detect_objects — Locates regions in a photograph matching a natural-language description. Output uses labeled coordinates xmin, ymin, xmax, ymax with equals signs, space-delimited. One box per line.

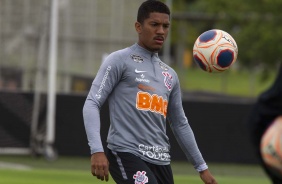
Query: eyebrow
xmin=149 ymin=20 xmax=170 ymax=25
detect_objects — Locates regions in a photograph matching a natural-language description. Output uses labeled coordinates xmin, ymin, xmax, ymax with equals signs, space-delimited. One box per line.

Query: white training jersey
xmin=83 ymin=43 xmax=207 ymax=171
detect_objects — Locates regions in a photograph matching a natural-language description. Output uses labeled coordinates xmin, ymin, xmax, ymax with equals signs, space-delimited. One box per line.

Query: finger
xmin=91 ymin=167 xmax=97 ymax=176
xmin=96 ymin=168 xmax=106 ymax=181
xmin=99 ymin=170 xmax=105 ymax=181
xmin=96 ymin=169 xmax=101 ymax=180
xmin=104 ymin=166 xmax=109 ymax=181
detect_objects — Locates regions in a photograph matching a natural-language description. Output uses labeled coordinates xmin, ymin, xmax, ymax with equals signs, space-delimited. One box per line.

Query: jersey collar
xmin=132 ymin=43 xmax=159 ymax=59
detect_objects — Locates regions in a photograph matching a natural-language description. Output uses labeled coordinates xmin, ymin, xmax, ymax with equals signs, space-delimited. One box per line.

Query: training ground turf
xmin=0 ymin=155 xmax=271 ymax=184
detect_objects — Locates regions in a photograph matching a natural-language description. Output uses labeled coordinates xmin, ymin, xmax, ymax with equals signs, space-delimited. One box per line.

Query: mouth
xmin=154 ymin=36 xmax=164 ymax=45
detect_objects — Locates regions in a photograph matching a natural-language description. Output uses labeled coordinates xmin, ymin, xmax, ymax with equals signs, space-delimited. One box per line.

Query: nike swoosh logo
xmin=135 ymin=69 xmax=147 ymax=73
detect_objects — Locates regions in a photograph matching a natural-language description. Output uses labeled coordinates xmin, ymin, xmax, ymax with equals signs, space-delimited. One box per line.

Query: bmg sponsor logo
xmin=136 ymin=92 xmax=167 ymax=118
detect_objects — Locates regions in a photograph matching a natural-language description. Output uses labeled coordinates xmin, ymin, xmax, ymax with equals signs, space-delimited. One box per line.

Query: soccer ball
xmin=260 ymin=116 xmax=282 ymax=178
xmin=193 ymin=29 xmax=238 ymax=73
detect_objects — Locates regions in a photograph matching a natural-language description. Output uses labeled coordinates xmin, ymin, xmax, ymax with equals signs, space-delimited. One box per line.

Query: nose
xmin=156 ymin=25 xmax=165 ymax=35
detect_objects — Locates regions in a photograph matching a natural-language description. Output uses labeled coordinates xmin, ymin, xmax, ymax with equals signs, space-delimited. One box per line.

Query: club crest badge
xmin=133 ymin=171 xmax=148 ymax=184
xmin=162 ymin=72 xmax=173 ymax=91
xmin=131 ymin=54 xmax=144 ymax=63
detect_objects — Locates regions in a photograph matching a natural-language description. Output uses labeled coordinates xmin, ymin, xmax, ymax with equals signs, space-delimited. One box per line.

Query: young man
xmin=83 ymin=1 xmax=217 ymax=183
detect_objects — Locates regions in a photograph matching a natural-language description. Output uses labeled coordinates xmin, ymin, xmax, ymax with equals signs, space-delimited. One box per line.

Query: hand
xmin=199 ymin=169 xmax=217 ymax=184
xmin=91 ymin=152 xmax=109 ymax=182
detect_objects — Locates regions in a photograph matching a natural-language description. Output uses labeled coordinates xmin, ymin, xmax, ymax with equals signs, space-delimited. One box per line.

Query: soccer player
xmin=83 ymin=1 xmax=217 ymax=183
xmin=248 ymin=63 xmax=282 ymax=184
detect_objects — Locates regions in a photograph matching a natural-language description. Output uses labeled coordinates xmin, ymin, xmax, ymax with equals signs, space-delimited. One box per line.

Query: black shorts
xmin=106 ymin=148 xmax=174 ymax=184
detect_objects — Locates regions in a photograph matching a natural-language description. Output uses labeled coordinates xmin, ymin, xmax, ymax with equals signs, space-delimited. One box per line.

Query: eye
xmin=163 ymin=24 xmax=170 ymax=29
xmin=151 ymin=23 xmax=158 ymax=27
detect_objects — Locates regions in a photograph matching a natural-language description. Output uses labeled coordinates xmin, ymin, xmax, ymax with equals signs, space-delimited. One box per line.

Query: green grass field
xmin=176 ymin=67 xmax=276 ymax=97
xmin=0 ymin=155 xmax=271 ymax=184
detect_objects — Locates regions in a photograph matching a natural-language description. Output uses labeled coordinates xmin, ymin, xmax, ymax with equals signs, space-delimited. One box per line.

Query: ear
xmin=135 ymin=21 xmax=142 ymax=34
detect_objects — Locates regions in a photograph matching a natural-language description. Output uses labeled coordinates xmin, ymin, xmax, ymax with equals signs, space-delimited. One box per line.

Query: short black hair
xmin=137 ymin=0 xmax=170 ymax=24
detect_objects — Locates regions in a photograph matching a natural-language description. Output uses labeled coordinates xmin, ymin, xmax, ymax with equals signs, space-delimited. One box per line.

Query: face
xmin=135 ymin=12 xmax=170 ymax=52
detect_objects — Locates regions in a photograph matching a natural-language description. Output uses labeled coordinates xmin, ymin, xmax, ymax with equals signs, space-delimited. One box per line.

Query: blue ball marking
xmin=199 ymin=30 xmax=217 ymax=43
xmin=193 ymin=55 xmax=207 ymax=71
xmin=217 ymin=50 xmax=234 ymax=68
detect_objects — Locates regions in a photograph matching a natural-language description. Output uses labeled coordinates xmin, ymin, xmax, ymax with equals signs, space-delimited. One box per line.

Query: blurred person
xmin=83 ymin=1 xmax=217 ymax=184
xmin=248 ymin=63 xmax=282 ymax=184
